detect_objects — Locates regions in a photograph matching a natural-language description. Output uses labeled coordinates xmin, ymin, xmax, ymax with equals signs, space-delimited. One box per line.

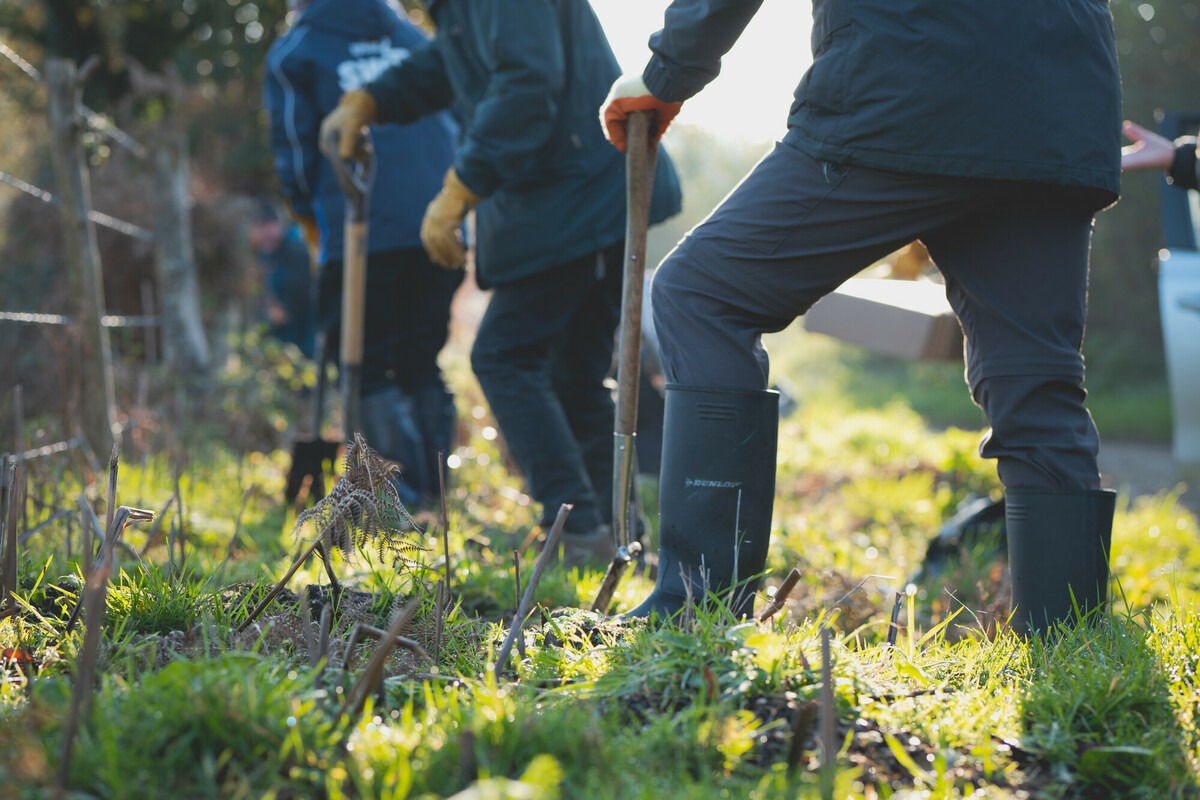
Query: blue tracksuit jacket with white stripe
xmin=264 ymin=0 xmax=460 ymax=263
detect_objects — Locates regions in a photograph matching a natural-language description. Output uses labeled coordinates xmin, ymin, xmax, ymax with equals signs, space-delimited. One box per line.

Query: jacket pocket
xmin=796 ymin=20 xmax=859 ymax=117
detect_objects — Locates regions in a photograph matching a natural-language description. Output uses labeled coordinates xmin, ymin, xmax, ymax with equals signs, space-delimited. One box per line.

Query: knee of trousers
xmin=469 ymin=338 xmax=517 ymax=381
xmin=972 ymin=373 xmax=1100 ymax=487
xmin=970 ymin=369 xmax=1089 ymax=420
xmin=649 ymin=243 xmax=731 ymax=345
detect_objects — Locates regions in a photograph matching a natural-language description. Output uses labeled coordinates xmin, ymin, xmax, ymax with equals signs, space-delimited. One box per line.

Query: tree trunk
xmin=152 ymin=132 xmax=211 ymax=377
xmin=46 ymin=58 xmax=117 ymax=460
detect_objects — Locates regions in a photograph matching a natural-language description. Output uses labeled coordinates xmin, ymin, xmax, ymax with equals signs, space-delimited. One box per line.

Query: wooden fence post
xmin=46 ymin=58 xmax=117 ymax=460
xmin=152 ymin=132 xmax=211 ymax=377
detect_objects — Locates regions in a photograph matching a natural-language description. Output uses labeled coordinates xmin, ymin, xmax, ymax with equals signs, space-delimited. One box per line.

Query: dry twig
xmin=438 ymin=450 xmax=452 ymax=596
xmin=886 ymin=591 xmax=906 ymax=649
xmin=820 ymin=628 xmax=836 ymax=799
xmin=757 ymin=567 xmax=802 ymax=623
xmin=341 ymin=597 xmax=423 ymax=719
xmin=1 ymin=459 xmax=21 ymax=613
xmin=58 ymin=504 xmax=154 ymax=787
xmin=494 ymin=503 xmax=569 ymax=680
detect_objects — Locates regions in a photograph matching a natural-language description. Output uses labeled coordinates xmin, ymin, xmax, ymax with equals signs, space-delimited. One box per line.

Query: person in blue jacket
xmin=248 ymin=199 xmax=317 ymax=359
xmin=264 ymin=0 xmax=464 ymax=506
xmin=320 ymin=0 xmax=683 ymax=568
xmin=601 ymin=0 xmax=1122 ymax=635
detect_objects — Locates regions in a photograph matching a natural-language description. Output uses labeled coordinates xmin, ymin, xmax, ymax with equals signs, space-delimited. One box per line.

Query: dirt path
xmin=1099 ymin=439 xmax=1200 ymax=514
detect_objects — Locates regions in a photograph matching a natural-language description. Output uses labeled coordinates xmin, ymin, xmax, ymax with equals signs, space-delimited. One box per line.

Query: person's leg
xmin=652 ymin=145 xmax=993 ymax=388
xmin=470 ymin=252 xmax=616 ymax=563
xmin=388 ymin=248 xmax=465 ymax=501
xmin=641 ymin=143 xmax=997 ymax=619
xmin=924 ymin=190 xmax=1101 ymax=489
xmin=324 ymin=252 xmax=427 ymax=503
xmin=924 ymin=189 xmax=1115 ymax=634
xmin=548 ymin=242 xmax=624 ymax=526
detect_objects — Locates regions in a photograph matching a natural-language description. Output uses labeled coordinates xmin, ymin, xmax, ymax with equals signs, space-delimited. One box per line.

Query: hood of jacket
xmin=297 ymin=0 xmax=403 ymax=39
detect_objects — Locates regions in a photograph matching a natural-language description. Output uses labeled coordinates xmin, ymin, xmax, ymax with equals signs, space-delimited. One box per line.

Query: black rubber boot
xmin=1005 ymin=487 xmax=1116 ymax=636
xmin=360 ymin=387 xmax=427 ymax=506
xmin=624 ymin=385 xmax=779 ymax=621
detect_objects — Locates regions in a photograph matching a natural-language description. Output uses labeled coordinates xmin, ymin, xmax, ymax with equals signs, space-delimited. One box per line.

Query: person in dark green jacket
xmin=601 ymin=0 xmax=1122 ymax=635
xmin=320 ymin=0 xmax=683 ymax=568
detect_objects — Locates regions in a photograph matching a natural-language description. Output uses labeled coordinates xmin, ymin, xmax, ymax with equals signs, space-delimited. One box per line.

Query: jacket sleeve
xmin=264 ymin=31 xmax=320 ymax=219
xmin=643 ymin=0 xmax=765 ymax=103
xmin=1168 ymin=138 xmax=1199 ymax=191
xmin=449 ymin=0 xmax=564 ymax=197
xmin=366 ymin=40 xmax=456 ymax=126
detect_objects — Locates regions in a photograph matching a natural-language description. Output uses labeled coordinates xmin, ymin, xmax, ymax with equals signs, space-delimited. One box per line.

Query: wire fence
xmin=0 ymin=311 xmax=160 ymax=328
xmin=1 ymin=41 xmax=158 ymax=334
xmin=0 ymin=170 xmax=154 ymax=242
xmin=1 ymin=39 xmax=160 ymax=481
xmin=0 ymin=40 xmax=145 ymax=158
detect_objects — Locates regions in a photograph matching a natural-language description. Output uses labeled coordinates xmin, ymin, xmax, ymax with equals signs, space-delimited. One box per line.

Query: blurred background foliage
xmin=0 ymin=0 xmax=1197 ymax=439
xmin=1090 ymin=0 xmax=1200 ymax=388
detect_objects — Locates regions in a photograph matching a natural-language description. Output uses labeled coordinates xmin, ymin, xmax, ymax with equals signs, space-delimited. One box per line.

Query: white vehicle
xmin=1157 ymin=113 xmax=1200 ymax=467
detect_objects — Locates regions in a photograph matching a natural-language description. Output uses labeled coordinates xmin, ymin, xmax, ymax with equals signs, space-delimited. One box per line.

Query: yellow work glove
xmin=319 ymin=89 xmax=377 ymax=161
xmin=420 ymin=168 xmax=481 ymax=269
xmin=600 ymin=74 xmax=683 ymax=153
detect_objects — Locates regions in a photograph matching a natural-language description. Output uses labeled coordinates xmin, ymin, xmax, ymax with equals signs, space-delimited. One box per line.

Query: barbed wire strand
xmin=0 ymin=311 xmax=160 ymax=328
xmin=3 ymin=436 xmax=87 ymax=465
xmin=0 ymin=170 xmax=154 ymax=242
xmin=0 ymin=40 xmax=40 ymax=81
xmin=0 ymin=39 xmax=146 ymax=158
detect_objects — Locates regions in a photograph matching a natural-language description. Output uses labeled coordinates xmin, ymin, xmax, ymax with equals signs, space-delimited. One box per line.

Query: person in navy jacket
xmin=320 ymin=0 xmax=683 ymax=568
xmin=264 ymin=0 xmax=464 ymax=505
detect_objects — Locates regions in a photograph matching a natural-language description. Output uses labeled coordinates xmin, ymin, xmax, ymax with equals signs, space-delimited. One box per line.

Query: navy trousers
xmin=471 ymin=242 xmax=624 ymax=533
xmin=321 ymin=246 xmax=463 ymax=499
xmin=320 ymin=246 xmax=464 ymax=397
xmin=652 ymin=141 xmax=1102 ymax=490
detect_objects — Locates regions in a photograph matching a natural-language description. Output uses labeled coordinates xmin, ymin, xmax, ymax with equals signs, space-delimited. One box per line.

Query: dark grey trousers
xmin=652 ymin=141 xmax=1102 ymax=489
xmin=471 ymin=243 xmax=624 ymax=532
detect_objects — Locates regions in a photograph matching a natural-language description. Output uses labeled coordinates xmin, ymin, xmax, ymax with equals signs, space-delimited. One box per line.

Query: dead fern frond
xmin=296 ymin=433 xmax=428 ymax=569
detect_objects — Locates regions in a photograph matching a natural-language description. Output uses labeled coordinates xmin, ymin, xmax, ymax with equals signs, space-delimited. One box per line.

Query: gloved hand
xmin=600 ymin=74 xmax=683 ymax=153
xmin=319 ymin=90 xmax=377 ymax=161
xmin=421 ymin=168 xmax=481 ymax=269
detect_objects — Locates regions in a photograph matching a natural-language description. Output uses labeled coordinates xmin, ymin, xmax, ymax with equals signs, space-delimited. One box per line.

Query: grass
xmin=1 ymin=326 xmax=1198 ymax=798
xmin=765 ymin=321 xmax=1175 ymax=442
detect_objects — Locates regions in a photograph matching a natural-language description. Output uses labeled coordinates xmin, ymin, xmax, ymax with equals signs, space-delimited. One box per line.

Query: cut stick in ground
xmin=434 ymin=579 xmax=451 ymax=666
xmin=59 ymin=504 xmax=151 ymax=789
xmin=819 ymin=627 xmax=836 ymax=799
xmin=512 ymin=551 xmax=525 ymax=660
xmin=494 ymin=503 xmax=569 ymax=681
xmin=886 ymin=591 xmax=906 ymax=649
xmin=341 ymin=597 xmax=422 ymax=719
xmin=66 ymin=505 xmax=154 ymax=633
xmin=438 ymin=451 xmax=452 ymax=597
xmin=343 ymin=622 xmax=431 ymax=669
xmin=1 ymin=459 xmax=21 ymax=612
xmin=59 ymin=555 xmax=111 ymax=790
xmin=757 ymin=567 xmax=802 ymax=623
xmin=236 ymin=534 xmax=326 ymax=634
